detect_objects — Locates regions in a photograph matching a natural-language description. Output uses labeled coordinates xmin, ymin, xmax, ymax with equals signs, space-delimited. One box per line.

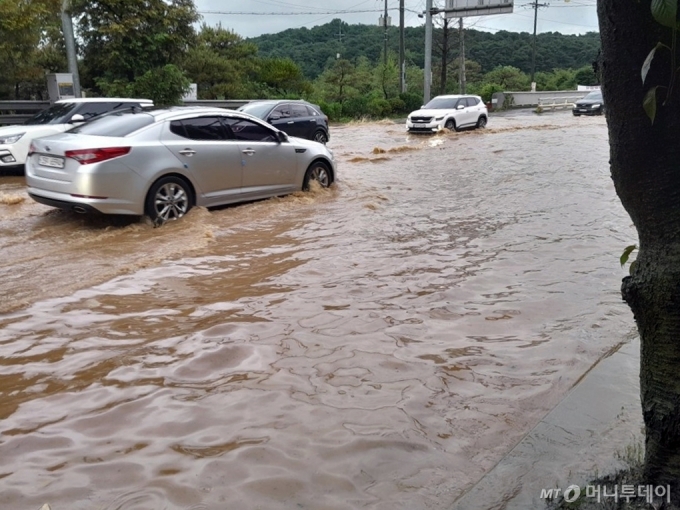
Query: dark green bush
xmin=367 ymin=98 xmax=392 ymax=117
xmin=399 ymin=92 xmax=423 ymax=113
xmin=317 ymin=100 xmax=342 ymax=121
xmin=342 ymin=96 xmax=369 ymax=118
xmin=388 ymin=97 xmax=406 ymax=114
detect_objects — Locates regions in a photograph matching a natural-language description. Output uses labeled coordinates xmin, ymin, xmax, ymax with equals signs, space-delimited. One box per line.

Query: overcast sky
xmin=193 ymin=0 xmax=599 ymax=39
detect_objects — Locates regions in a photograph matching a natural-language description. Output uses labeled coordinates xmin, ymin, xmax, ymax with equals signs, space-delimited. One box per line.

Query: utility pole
xmin=399 ymin=0 xmax=405 ymax=93
xmin=424 ymin=0 xmax=433 ymax=103
xmin=530 ymin=1 xmax=548 ymax=91
xmin=337 ymin=19 xmax=344 ymax=59
xmin=384 ymin=0 xmax=389 ymax=68
xmin=61 ymin=0 xmax=81 ymax=97
xmin=459 ymin=17 xmax=466 ymax=94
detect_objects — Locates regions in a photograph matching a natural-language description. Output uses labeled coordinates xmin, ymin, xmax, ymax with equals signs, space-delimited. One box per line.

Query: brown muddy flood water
xmin=0 ymin=112 xmax=636 ymax=509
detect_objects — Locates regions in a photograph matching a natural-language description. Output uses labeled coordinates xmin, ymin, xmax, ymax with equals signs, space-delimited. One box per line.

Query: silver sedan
xmin=25 ymin=107 xmax=336 ymax=223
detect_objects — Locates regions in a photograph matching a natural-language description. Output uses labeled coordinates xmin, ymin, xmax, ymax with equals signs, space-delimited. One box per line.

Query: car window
xmin=76 ymin=102 xmax=117 ymax=120
xmin=291 ymin=104 xmax=308 ymax=118
xmin=272 ymin=105 xmax=291 ymax=118
xmin=238 ymin=102 xmax=277 ymax=118
xmin=69 ymin=112 xmax=155 ymax=137
xmin=171 ymin=117 xmax=229 ymax=140
xmin=222 ymin=117 xmax=277 ymax=142
xmin=456 ymin=99 xmax=468 ymax=108
xmin=305 ymin=105 xmax=320 ymax=117
xmin=466 ymin=97 xmax=479 ymax=106
xmin=23 ymin=102 xmax=78 ymax=125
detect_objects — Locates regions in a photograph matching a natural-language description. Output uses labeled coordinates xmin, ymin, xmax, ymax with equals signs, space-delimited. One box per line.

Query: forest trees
xmin=599 ymin=0 xmax=680 ymax=498
xmin=0 ymin=0 xmax=65 ymax=100
xmin=182 ymin=24 xmax=259 ymax=99
xmin=72 ymin=0 xmax=199 ymax=102
xmin=0 ymin=5 xmax=600 ymax=113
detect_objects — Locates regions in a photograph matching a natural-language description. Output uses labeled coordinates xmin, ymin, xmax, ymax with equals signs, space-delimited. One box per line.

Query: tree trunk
xmin=599 ymin=0 xmax=680 ymax=499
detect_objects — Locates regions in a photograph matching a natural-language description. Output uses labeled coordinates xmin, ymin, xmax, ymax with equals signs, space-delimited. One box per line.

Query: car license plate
xmin=38 ymin=155 xmax=65 ymax=169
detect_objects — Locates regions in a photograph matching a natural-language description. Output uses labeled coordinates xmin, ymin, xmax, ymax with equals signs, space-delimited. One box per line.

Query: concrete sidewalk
xmin=452 ymin=338 xmax=643 ymax=509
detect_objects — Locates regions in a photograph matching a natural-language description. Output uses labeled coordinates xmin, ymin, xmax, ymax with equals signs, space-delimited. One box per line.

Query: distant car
xmin=407 ymin=95 xmax=488 ymax=133
xmin=0 ymin=97 xmax=153 ymax=172
xmin=572 ymin=90 xmax=604 ymax=116
xmin=238 ymin=100 xmax=330 ymax=144
xmin=25 ymin=107 xmax=336 ymax=224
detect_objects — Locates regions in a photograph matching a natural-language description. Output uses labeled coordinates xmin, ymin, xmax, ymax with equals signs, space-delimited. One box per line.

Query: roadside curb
xmin=451 ymin=338 xmax=643 ymax=509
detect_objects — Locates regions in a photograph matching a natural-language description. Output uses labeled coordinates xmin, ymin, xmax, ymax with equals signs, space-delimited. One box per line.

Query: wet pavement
xmin=0 ymin=111 xmax=638 ymax=509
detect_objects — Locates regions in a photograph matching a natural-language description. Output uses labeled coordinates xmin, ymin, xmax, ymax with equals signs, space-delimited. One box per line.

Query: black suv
xmin=237 ymin=100 xmax=330 ymax=144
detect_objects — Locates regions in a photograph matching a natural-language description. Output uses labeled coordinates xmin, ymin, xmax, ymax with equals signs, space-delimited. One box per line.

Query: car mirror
xmin=456 ymin=105 xmax=465 ymax=110
xmin=269 ymin=114 xmax=281 ymax=121
xmin=69 ymin=114 xmax=85 ymax=123
xmin=277 ymin=131 xmax=289 ymax=143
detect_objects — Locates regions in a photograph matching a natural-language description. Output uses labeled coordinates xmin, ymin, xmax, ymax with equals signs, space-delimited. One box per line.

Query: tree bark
xmin=599 ymin=0 xmax=680 ymax=499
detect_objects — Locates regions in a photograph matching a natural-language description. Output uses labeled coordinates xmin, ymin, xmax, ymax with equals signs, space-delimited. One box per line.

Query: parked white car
xmin=406 ymin=94 xmax=488 ymax=133
xmin=0 ymin=97 xmax=153 ymax=172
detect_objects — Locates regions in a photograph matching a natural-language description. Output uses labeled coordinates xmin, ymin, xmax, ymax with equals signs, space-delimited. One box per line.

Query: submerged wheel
xmin=476 ymin=116 xmax=487 ymax=129
xmin=313 ymin=130 xmax=328 ymax=144
xmin=444 ymin=118 xmax=456 ymax=131
xmin=303 ymin=161 xmax=332 ymax=190
xmin=145 ymin=175 xmax=193 ymax=224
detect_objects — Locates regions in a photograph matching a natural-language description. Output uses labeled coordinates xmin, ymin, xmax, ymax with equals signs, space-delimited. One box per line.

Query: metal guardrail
xmin=0 ymin=101 xmax=51 ymax=125
xmin=0 ymin=99 xmax=253 ymax=126
xmin=537 ymin=96 xmax=582 ymax=111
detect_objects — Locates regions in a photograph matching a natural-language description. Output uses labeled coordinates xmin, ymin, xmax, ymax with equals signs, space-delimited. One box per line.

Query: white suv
xmin=407 ymin=94 xmax=488 ymax=133
xmin=0 ymin=97 xmax=153 ymax=172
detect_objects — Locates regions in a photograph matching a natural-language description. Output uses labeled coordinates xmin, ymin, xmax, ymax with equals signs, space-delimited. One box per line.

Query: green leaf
xmin=620 ymin=244 xmax=638 ymax=267
xmin=629 ymin=260 xmax=638 ymax=275
xmin=642 ymin=43 xmax=665 ymax=83
xmin=651 ymin=0 xmax=680 ymax=29
xmin=643 ymin=87 xmax=659 ymax=123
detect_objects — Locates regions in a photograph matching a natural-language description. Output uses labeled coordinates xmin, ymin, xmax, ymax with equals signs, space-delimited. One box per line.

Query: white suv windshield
xmin=423 ymin=97 xmax=459 ymax=109
xmin=24 ymin=103 xmax=77 ymax=125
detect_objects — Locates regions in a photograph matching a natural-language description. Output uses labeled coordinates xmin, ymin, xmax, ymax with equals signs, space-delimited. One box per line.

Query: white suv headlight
xmin=435 ymin=116 xmax=445 ymax=121
xmin=0 ymin=132 xmax=25 ymax=144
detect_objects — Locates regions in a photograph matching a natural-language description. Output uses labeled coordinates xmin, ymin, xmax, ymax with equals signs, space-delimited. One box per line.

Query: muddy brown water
xmin=0 ymin=112 xmax=637 ymax=510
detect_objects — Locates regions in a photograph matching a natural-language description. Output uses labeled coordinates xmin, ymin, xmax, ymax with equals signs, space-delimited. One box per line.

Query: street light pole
xmin=529 ymin=1 xmax=548 ymax=91
xmin=399 ymin=0 xmax=405 ymax=93
xmin=459 ymin=17 xmax=466 ymax=94
xmin=61 ymin=0 xmax=81 ymax=97
xmin=384 ymin=0 xmax=388 ymax=68
xmin=424 ymin=0 xmax=433 ymax=104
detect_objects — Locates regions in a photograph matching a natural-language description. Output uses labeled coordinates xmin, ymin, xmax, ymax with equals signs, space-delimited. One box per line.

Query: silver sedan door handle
xmin=287 ymin=121 xmax=294 ymax=124
xmin=179 ymin=149 xmax=196 ymax=156
xmin=242 ymin=149 xmax=255 ymax=156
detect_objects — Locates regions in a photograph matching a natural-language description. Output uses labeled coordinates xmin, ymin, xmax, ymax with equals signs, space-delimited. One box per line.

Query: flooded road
xmin=0 ymin=111 xmax=636 ymax=509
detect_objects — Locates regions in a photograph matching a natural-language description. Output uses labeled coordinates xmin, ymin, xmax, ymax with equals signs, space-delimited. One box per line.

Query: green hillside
xmin=249 ymin=19 xmax=600 ymax=80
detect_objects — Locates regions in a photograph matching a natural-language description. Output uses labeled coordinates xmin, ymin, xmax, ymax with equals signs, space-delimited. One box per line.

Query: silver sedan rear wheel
xmin=303 ymin=161 xmax=331 ymax=190
xmin=145 ymin=176 xmax=193 ymax=224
